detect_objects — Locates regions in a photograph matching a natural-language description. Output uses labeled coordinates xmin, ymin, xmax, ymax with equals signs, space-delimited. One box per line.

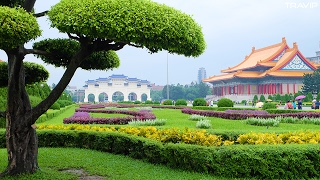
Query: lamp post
xmin=166 ymin=52 xmax=169 ymax=100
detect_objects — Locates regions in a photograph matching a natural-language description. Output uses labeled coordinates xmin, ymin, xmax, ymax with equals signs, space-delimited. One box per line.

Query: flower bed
xmin=182 ymin=108 xmax=320 ymax=120
xmin=64 ymin=108 xmax=156 ymax=124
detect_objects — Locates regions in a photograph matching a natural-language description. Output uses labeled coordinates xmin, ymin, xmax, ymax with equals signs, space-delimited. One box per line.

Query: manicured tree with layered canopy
xmin=0 ymin=0 xmax=205 ymax=176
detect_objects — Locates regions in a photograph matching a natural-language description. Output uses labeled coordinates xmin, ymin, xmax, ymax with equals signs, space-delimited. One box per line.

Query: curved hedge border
xmin=0 ymin=129 xmax=319 ymax=179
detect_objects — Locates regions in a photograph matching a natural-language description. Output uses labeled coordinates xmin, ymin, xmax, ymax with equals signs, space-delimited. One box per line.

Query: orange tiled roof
xmin=221 ymin=37 xmax=288 ymax=73
xmin=203 ymin=38 xmax=317 ymax=82
xmin=202 ymin=73 xmax=235 ymax=82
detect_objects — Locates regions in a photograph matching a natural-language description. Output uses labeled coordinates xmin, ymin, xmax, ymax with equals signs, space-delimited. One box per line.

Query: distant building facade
xmin=83 ymin=74 xmax=151 ymax=102
xmin=306 ymin=45 xmax=320 ymax=64
xmin=198 ymin=67 xmax=207 ymax=84
xmin=203 ymin=37 xmax=320 ymax=102
xmin=150 ymin=83 xmax=164 ymax=91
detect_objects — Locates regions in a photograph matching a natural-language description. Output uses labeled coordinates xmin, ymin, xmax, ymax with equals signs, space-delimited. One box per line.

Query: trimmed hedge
xmin=0 ymin=130 xmax=319 ymax=179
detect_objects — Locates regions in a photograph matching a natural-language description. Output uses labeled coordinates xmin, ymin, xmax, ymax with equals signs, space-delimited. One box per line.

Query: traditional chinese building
xmin=83 ymin=74 xmax=152 ymax=102
xmin=203 ymin=37 xmax=320 ymax=102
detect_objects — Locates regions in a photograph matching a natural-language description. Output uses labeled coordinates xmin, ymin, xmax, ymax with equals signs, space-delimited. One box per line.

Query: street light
xmin=166 ymin=52 xmax=169 ymax=100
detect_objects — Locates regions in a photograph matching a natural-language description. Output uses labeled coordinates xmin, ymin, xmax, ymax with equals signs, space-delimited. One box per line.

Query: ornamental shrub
xmin=196 ymin=120 xmax=212 ymax=129
xmin=259 ymin=95 xmax=266 ymax=102
xmin=175 ymin=99 xmax=187 ymax=106
xmin=134 ymin=100 xmax=141 ymax=104
xmin=163 ymin=99 xmax=173 ymax=105
xmin=262 ymin=103 xmax=276 ymax=110
xmin=50 ymin=102 xmax=60 ymax=110
xmin=144 ymin=100 xmax=153 ymax=104
xmin=217 ymin=98 xmax=233 ymax=107
xmin=153 ymin=101 xmax=160 ymax=105
xmin=192 ymin=98 xmax=206 ymax=106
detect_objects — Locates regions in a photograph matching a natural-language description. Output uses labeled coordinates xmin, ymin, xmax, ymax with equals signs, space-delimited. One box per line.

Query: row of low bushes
xmin=0 ymin=105 xmax=75 ymax=128
xmin=0 ymin=130 xmax=319 ymax=179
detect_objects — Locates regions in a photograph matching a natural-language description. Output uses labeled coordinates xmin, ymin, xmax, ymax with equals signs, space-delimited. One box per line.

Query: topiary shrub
xmin=50 ymin=102 xmax=60 ymax=110
xmin=57 ymin=100 xmax=73 ymax=108
xmin=153 ymin=101 xmax=160 ymax=105
xmin=144 ymin=100 xmax=153 ymax=104
xmin=217 ymin=98 xmax=233 ymax=107
xmin=175 ymin=99 xmax=187 ymax=106
xmin=163 ymin=99 xmax=173 ymax=105
xmin=262 ymin=103 xmax=277 ymax=110
xmin=192 ymin=98 xmax=206 ymax=106
xmin=134 ymin=100 xmax=141 ymax=104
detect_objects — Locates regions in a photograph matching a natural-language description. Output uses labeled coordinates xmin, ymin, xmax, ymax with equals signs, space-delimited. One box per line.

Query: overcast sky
xmin=1 ymin=0 xmax=320 ymax=88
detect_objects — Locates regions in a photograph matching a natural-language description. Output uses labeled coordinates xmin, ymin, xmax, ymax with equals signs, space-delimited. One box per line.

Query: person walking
xmin=298 ymin=99 xmax=302 ymax=110
xmin=315 ymin=100 xmax=320 ymax=110
xmin=292 ymin=100 xmax=297 ymax=109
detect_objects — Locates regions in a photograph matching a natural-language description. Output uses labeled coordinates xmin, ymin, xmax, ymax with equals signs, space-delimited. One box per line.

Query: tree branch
xmin=29 ymin=41 xmax=91 ymax=123
xmin=34 ymin=10 xmax=48 ymax=18
xmin=91 ymin=40 xmax=126 ymax=52
xmin=67 ymin=33 xmax=80 ymax=41
xmin=23 ymin=0 xmax=36 ymax=12
xmin=25 ymin=48 xmax=51 ymax=56
xmin=127 ymin=43 xmax=143 ymax=48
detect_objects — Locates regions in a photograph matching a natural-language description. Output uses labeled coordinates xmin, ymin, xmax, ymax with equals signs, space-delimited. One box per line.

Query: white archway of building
xmin=83 ymin=75 xmax=151 ymax=102
xmin=98 ymin=92 xmax=109 ymax=102
xmin=128 ymin=92 xmax=137 ymax=101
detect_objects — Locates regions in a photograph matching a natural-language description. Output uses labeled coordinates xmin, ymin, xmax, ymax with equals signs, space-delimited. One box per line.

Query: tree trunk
xmin=2 ymin=120 xmax=38 ymax=176
xmin=0 ymin=50 xmax=38 ymax=177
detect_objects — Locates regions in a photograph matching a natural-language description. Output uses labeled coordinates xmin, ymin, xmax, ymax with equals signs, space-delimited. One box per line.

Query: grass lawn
xmin=0 ymin=148 xmax=234 ymax=180
xmin=37 ymin=105 xmax=320 ymax=134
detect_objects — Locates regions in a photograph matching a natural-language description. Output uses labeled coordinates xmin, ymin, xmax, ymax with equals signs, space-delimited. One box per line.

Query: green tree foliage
xmin=0 ymin=6 xmax=41 ymax=50
xmin=302 ymin=68 xmax=320 ymax=94
xmin=33 ymin=39 xmax=120 ymax=71
xmin=150 ymin=90 xmax=162 ymax=102
xmin=162 ymin=82 xmax=210 ymax=101
xmin=259 ymin=95 xmax=265 ymax=102
xmin=253 ymin=95 xmax=258 ymax=102
xmin=0 ymin=62 xmax=49 ymax=87
xmin=48 ymin=0 xmax=205 ymax=57
xmin=306 ymin=92 xmax=313 ymax=102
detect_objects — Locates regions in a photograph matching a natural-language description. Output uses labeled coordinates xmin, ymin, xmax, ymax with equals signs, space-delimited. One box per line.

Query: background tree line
xmin=151 ymin=82 xmax=211 ymax=101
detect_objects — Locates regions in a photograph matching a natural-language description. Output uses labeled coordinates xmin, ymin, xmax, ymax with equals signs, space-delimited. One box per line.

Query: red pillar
xmin=248 ymin=84 xmax=251 ymax=95
xmin=293 ymin=83 xmax=296 ymax=94
xmin=273 ymin=83 xmax=276 ymax=94
xmin=280 ymin=83 xmax=283 ymax=94
xmin=287 ymin=84 xmax=289 ymax=94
